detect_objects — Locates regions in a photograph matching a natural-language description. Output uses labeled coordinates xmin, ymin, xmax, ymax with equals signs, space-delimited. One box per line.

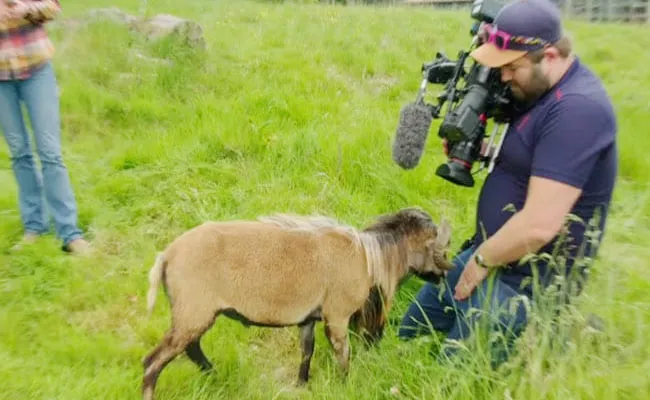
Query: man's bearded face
xmin=501 ymin=56 xmax=551 ymax=103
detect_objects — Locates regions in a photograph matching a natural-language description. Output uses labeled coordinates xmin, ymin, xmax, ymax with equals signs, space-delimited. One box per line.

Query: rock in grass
xmin=63 ymin=8 xmax=206 ymax=51
xmin=132 ymin=14 xmax=206 ymax=50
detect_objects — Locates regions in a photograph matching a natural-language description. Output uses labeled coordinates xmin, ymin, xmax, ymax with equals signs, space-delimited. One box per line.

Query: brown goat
xmin=142 ymin=207 xmax=453 ymax=400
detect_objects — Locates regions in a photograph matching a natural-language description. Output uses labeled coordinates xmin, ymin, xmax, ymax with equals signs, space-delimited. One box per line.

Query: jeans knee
xmin=397 ymin=325 xmax=417 ymax=340
xmin=397 ymin=318 xmax=434 ymax=340
xmin=10 ymin=151 xmax=35 ymax=165
xmin=37 ymin=151 xmax=64 ymax=166
xmin=399 ymin=305 xmax=424 ymax=331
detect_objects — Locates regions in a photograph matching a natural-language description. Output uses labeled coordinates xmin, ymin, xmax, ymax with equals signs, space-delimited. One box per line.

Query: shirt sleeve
xmin=531 ymin=94 xmax=616 ymax=189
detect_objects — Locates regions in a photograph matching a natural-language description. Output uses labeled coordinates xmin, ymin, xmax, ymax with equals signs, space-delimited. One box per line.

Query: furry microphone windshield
xmin=391 ymin=101 xmax=434 ymax=169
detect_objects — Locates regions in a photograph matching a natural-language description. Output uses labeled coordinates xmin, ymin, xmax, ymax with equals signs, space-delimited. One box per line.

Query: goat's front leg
xmin=324 ymin=317 xmax=351 ymax=377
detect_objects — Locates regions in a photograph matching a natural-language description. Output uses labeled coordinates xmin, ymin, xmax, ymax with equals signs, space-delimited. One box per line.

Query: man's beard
xmin=510 ymin=65 xmax=551 ymax=104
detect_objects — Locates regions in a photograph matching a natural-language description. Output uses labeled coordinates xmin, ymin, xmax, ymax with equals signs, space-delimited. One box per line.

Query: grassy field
xmin=1 ymin=0 xmax=649 ymax=399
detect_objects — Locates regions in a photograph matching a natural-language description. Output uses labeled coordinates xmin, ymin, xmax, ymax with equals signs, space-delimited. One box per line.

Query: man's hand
xmin=6 ymin=0 xmax=30 ymax=20
xmin=0 ymin=1 xmax=9 ymax=21
xmin=454 ymin=257 xmax=489 ymax=301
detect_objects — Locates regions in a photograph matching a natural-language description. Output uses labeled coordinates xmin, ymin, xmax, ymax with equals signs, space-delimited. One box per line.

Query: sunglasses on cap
xmin=479 ymin=23 xmax=549 ymax=51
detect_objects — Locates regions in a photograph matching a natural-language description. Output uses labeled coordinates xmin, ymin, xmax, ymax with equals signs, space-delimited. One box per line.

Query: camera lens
xmin=435 ymin=161 xmax=475 ymax=187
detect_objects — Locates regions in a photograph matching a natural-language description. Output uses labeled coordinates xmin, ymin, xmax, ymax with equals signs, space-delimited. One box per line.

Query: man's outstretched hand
xmin=454 ymin=257 xmax=489 ymax=301
xmin=5 ymin=0 xmax=30 ymax=20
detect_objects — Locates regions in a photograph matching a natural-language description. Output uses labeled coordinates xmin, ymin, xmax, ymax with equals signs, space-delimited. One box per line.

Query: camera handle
xmin=488 ymin=123 xmax=509 ymax=172
xmin=479 ymin=122 xmax=510 ymax=173
xmin=414 ymin=76 xmax=429 ymax=105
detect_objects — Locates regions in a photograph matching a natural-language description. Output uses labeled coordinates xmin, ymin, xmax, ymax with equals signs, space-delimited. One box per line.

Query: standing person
xmin=0 ymin=0 xmax=90 ymax=254
xmin=398 ymin=0 xmax=618 ymax=367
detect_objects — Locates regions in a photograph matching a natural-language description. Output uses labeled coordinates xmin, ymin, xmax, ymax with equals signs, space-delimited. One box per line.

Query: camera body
xmin=420 ymin=0 xmax=519 ymax=187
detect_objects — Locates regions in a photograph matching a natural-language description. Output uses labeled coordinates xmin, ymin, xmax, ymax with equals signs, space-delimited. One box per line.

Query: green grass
xmin=1 ymin=0 xmax=649 ymax=399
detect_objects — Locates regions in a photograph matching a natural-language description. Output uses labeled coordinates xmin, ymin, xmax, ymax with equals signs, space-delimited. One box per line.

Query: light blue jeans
xmin=0 ymin=62 xmax=82 ymax=247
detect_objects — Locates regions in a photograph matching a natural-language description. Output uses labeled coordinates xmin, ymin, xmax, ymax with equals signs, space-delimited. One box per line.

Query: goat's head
xmin=368 ymin=207 xmax=454 ymax=283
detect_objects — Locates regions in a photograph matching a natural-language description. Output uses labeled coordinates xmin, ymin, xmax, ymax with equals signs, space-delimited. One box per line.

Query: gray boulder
xmin=132 ymin=13 xmax=206 ymax=50
xmin=67 ymin=8 xmax=206 ymax=50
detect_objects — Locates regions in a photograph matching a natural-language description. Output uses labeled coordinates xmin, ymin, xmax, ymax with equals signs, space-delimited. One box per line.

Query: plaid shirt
xmin=0 ymin=0 xmax=61 ymax=81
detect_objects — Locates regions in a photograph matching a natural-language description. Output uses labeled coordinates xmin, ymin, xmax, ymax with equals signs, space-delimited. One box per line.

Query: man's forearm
xmin=474 ymin=209 xmax=554 ymax=268
xmin=0 ymin=2 xmax=8 ymax=20
xmin=27 ymin=0 xmax=60 ymax=22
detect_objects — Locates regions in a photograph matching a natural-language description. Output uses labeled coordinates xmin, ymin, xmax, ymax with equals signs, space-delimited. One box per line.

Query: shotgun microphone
xmin=391 ymin=77 xmax=438 ymax=170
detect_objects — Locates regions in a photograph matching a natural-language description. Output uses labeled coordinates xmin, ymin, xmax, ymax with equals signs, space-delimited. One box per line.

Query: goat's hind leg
xmin=186 ymin=339 xmax=213 ymax=372
xmin=297 ymin=320 xmax=316 ymax=385
xmin=142 ymin=329 xmax=190 ymax=400
xmin=142 ymin=308 xmax=219 ymax=400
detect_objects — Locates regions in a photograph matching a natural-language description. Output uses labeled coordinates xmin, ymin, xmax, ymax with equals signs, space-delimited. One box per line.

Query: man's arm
xmin=26 ymin=0 xmax=61 ymax=23
xmin=0 ymin=1 xmax=9 ymax=21
xmin=454 ymin=94 xmax=616 ymax=300
xmin=477 ymin=94 xmax=615 ymax=267
xmin=470 ymin=176 xmax=582 ymax=268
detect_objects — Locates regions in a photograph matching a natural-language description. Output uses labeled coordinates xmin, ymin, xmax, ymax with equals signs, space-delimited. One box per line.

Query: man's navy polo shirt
xmin=473 ymin=57 xmax=618 ymax=296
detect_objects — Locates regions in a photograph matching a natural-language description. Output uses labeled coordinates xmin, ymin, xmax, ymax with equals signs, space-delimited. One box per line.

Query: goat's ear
xmin=435 ymin=218 xmax=452 ymax=249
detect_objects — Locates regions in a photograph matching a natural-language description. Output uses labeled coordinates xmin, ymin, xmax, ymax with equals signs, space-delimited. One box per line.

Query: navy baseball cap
xmin=470 ymin=0 xmax=563 ymax=67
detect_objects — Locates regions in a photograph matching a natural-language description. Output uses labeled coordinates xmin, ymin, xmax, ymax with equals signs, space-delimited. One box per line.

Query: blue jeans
xmin=0 ymin=62 xmax=82 ymax=246
xmin=398 ymin=247 xmax=530 ymax=367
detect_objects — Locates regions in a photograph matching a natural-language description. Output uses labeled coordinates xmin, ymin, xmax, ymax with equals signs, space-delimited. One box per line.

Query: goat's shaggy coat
xmin=142 ymin=207 xmax=453 ymax=400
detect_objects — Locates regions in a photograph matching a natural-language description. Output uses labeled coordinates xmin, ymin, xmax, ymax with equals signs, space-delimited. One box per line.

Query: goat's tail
xmin=146 ymin=252 xmax=166 ymax=317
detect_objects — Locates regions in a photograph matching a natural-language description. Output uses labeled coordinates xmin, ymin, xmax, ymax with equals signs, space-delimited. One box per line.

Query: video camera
xmin=416 ymin=0 xmax=520 ymax=187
